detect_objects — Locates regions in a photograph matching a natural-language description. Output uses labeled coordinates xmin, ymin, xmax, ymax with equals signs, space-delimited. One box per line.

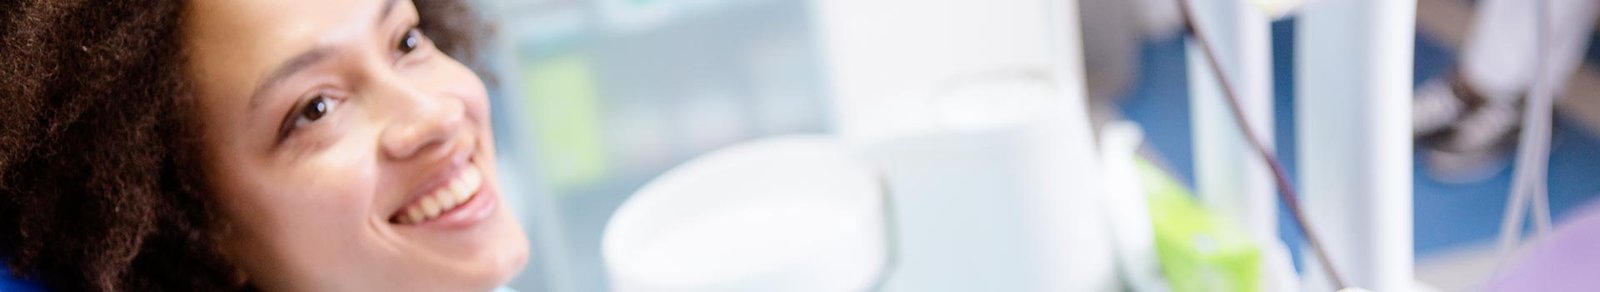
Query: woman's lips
xmin=391 ymin=162 xmax=483 ymax=225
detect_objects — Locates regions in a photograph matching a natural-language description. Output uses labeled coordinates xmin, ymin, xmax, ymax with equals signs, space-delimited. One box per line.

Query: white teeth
xmin=420 ymin=196 xmax=442 ymax=220
xmin=393 ymin=164 xmax=485 ymax=224
xmin=437 ymin=193 xmax=456 ymax=212
xmin=448 ymin=178 xmax=469 ymax=203
xmin=439 ymin=187 xmax=459 ymax=207
xmin=439 ymin=195 xmax=458 ymax=218
xmin=406 ymin=208 xmax=425 ymax=224
xmin=463 ymin=167 xmax=482 ymax=194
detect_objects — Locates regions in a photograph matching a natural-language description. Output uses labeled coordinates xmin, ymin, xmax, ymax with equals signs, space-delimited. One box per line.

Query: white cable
xmin=1496 ymin=0 xmax=1556 ymax=264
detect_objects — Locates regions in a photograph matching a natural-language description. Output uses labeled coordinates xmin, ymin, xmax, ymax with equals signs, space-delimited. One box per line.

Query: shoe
xmin=1414 ymin=73 xmax=1488 ymax=138
xmin=1424 ymin=98 xmax=1522 ymax=184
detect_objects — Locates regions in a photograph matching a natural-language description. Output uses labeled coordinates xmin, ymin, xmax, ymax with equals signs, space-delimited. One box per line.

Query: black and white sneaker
xmin=1415 ymin=73 xmax=1488 ymax=138
xmin=1423 ymin=86 xmax=1522 ymax=183
xmin=1425 ymin=101 xmax=1521 ymax=183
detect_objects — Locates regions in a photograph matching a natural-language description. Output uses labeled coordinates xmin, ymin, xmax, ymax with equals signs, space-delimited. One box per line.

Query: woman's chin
xmin=444 ymin=204 xmax=529 ymax=290
xmin=472 ymin=197 xmax=531 ymax=287
xmin=411 ymin=211 xmax=529 ymax=291
xmin=480 ymin=206 xmax=531 ymax=288
xmin=393 ymin=187 xmax=529 ymax=290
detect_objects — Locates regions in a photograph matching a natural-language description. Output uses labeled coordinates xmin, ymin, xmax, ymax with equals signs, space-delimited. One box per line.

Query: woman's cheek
xmin=279 ymin=148 xmax=383 ymax=234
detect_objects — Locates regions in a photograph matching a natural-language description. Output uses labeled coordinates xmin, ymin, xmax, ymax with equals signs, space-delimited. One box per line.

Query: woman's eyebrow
xmin=378 ymin=0 xmax=402 ymax=22
xmin=247 ymin=0 xmax=405 ymax=110
xmin=248 ymin=46 xmax=333 ymax=110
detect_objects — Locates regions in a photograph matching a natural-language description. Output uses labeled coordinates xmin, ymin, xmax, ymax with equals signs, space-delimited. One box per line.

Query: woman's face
xmin=184 ymin=0 xmax=528 ymax=290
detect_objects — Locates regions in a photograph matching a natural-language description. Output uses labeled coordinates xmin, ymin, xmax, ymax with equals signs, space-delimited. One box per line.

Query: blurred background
xmin=467 ymin=0 xmax=1600 ymax=291
xmin=474 ymin=0 xmax=831 ymax=290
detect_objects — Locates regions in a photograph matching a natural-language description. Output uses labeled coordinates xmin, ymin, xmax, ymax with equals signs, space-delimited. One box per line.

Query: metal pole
xmin=1296 ymin=0 xmax=1416 ymax=290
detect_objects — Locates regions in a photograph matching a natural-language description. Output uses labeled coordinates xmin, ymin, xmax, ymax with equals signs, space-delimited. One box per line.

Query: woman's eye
xmin=294 ymin=95 xmax=336 ymax=126
xmin=399 ymin=28 xmax=422 ymax=54
xmin=275 ymin=93 xmax=341 ymax=144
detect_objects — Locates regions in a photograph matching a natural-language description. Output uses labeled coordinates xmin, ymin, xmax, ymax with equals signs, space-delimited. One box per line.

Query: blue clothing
xmin=0 ymin=270 xmax=42 ymax=292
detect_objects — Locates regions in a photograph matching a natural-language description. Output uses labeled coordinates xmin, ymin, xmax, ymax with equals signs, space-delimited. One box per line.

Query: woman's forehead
xmin=184 ymin=0 xmax=398 ymax=96
xmin=183 ymin=0 xmax=406 ymax=132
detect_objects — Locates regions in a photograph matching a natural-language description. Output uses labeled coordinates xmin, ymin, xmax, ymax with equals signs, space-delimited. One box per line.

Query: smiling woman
xmin=0 ymin=0 xmax=528 ymax=291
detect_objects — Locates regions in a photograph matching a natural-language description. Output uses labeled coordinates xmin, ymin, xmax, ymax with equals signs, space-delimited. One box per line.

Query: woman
xmin=0 ymin=0 xmax=530 ymax=290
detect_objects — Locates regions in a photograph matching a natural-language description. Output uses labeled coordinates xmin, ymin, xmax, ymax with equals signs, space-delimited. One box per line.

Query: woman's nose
xmin=377 ymin=79 xmax=467 ymax=161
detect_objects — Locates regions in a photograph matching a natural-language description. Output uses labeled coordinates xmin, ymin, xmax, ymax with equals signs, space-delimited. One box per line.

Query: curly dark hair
xmin=0 ymin=0 xmax=491 ymax=291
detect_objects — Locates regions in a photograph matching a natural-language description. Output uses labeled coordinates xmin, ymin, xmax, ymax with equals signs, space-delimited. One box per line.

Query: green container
xmin=1139 ymin=160 xmax=1261 ymax=292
